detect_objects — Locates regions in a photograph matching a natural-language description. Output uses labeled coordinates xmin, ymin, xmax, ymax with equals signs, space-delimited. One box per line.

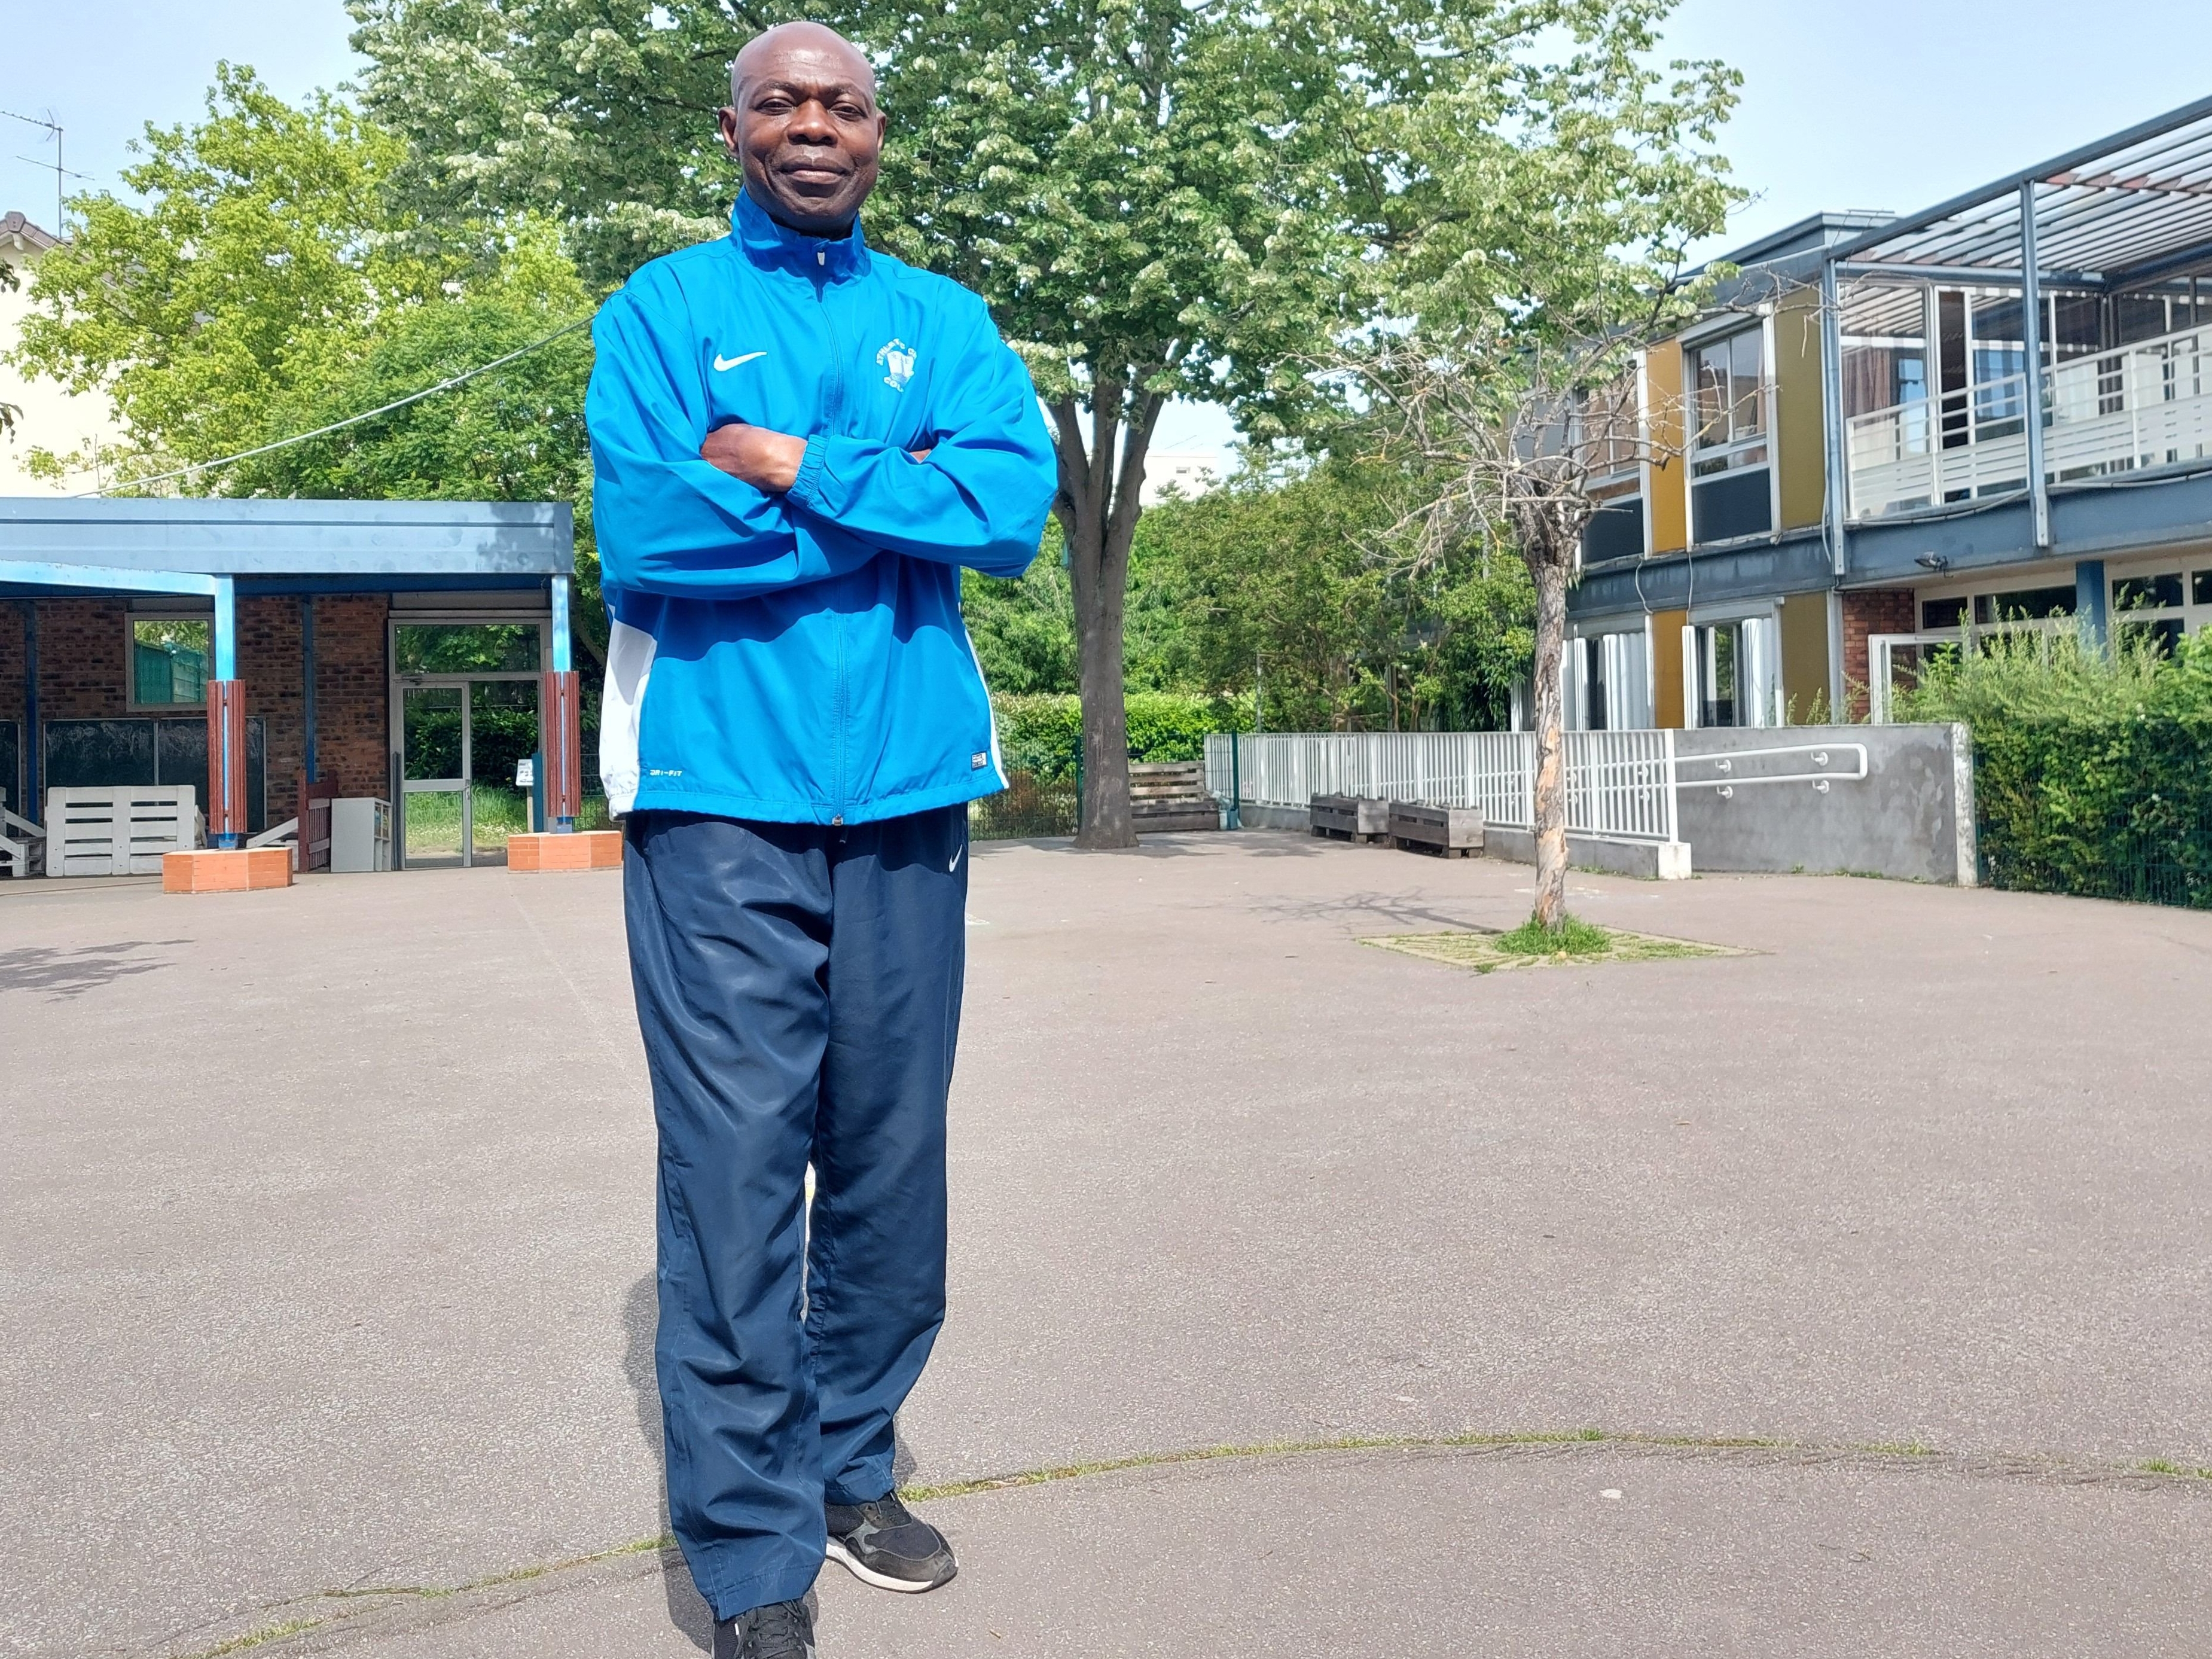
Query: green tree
xmin=1132 ymin=458 xmax=1530 ymax=731
xmin=349 ymin=0 xmax=1602 ymax=846
xmin=11 ymin=65 xmax=450 ymax=481
xmin=963 ymin=524 xmax=1079 ymax=695
xmin=10 ymin=68 xmax=610 ymax=660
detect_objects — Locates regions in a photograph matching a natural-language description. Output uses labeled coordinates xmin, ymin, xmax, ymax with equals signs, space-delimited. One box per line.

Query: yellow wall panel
xmin=1775 ymin=289 xmax=1826 ymax=531
xmin=1780 ymin=592 xmax=1830 ymax=721
xmin=1651 ymin=608 xmax=1688 ymax=728
xmin=1644 ymin=341 xmax=1689 ymax=555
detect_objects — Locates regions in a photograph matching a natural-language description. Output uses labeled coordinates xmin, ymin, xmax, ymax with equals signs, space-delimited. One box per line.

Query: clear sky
xmin=4 ymin=0 xmax=2208 ymax=458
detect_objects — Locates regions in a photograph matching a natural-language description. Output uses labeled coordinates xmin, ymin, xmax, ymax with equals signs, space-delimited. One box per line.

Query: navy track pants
xmin=623 ymin=806 xmax=968 ymax=1620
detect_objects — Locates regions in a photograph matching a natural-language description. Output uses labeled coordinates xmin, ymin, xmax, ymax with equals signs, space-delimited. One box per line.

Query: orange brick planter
xmin=508 ymin=830 xmax=624 ymax=873
xmin=162 ymin=847 xmax=294 ymax=893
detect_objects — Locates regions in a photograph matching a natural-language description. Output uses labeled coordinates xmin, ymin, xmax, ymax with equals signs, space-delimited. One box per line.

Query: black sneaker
xmin=824 ymin=1492 xmax=958 ymax=1592
xmin=712 ymin=1597 xmax=815 ymax=1659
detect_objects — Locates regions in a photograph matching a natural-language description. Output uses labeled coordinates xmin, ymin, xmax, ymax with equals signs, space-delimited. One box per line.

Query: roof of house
xmin=0 ymin=211 xmax=59 ymax=257
xmin=1830 ymin=93 xmax=2212 ymax=288
xmin=0 ymin=497 xmax=574 ymax=596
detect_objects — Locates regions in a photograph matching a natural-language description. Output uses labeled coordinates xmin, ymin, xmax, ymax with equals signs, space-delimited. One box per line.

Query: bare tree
xmin=1351 ymin=329 xmax=1679 ymax=932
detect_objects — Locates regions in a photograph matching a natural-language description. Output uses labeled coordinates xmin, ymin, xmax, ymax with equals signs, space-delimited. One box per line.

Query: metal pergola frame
xmin=1817 ymin=95 xmax=2212 ymax=578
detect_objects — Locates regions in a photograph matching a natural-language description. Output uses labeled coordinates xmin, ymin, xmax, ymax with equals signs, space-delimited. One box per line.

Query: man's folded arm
xmin=783 ymin=303 xmax=1059 ymax=580
xmin=587 ymin=295 xmax=873 ymax=599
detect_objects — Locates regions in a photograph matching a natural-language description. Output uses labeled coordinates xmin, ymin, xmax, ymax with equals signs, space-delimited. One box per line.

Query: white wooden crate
xmin=45 ymin=786 xmax=203 ymax=877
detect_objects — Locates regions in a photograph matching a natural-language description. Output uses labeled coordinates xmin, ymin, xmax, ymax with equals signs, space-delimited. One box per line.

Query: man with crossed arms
xmin=587 ymin=22 xmax=1057 ymax=1658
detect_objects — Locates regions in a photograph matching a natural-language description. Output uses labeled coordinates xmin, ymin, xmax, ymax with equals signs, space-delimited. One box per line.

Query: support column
xmin=1819 ymin=257 xmax=1850 ymax=577
xmin=2076 ymin=559 xmax=2108 ymax=648
xmin=205 ymin=577 xmax=245 ymax=850
xmin=2021 ymin=179 xmax=2052 ymax=550
xmin=545 ymin=575 xmax=579 ymax=832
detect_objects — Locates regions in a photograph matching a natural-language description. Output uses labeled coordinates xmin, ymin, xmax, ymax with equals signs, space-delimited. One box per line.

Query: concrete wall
xmin=1672 ymin=722 xmax=1974 ymax=884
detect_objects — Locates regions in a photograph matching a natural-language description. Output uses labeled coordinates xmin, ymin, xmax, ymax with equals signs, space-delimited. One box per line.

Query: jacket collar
xmin=731 ymin=190 xmax=870 ymax=281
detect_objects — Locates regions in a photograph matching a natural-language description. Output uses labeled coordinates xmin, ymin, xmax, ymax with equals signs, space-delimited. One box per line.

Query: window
xmin=394 ymin=623 xmax=541 ymax=675
xmin=129 ymin=618 xmax=210 ymax=708
xmin=2115 ymin=573 xmax=2184 ymax=612
xmin=1921 ymin=597 xmax=1969 ymax=631
xmin=2110 ymin=564 xmax=2212 ymax=658
xmin=1689 ymin=617 xmax=1778 ymax=728
xmin=1973 ymin=586 xmax=2074 ymax=625
xmin=1569 ymin=630 xmax=1652 ymax=731
xmin=1688 ymin=331 xmax=1773 ymax=544
xmin=1691 ymin=331 xmax=1766 ymax=472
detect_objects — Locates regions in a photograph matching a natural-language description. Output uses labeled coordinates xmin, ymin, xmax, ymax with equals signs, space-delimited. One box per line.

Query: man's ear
xmin=718 ymin=106 xmax=742 ymax=161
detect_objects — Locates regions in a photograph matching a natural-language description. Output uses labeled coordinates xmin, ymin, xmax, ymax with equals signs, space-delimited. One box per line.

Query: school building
xmin=1566 ymin=94 xmax=2212 ymax=729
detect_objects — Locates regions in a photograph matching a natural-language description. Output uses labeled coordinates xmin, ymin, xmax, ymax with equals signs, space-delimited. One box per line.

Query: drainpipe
xmin=301 ymin=596 xmax=318 ymax=784
xmin=1819 ymin=257 xmax=1852 ymax=718
xmin=23 ymin=600 xmax=38 ymax=824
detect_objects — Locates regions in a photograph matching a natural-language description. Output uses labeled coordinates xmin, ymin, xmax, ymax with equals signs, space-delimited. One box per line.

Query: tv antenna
xmin=2 ymin=108 xmax=86 ymax=237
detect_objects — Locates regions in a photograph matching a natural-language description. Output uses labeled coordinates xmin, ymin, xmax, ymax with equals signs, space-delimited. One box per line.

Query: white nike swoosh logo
xmin=950 ymin=843 xmax=964 ymax=874
xmin=713 ymin=352 xmax=766 ymax=371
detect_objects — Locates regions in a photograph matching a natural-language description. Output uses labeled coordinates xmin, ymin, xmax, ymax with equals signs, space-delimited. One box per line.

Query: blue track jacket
xmin=588 ymin=191 xmax=1058 ymax=824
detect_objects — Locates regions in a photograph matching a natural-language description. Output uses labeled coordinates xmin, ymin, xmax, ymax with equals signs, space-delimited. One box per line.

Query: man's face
xmin=719 ymin=31 xmax=885 ymax=236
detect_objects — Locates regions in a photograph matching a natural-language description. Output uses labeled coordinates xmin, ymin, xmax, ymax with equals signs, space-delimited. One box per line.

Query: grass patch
xmin=1492 ymin=914 xmax=1615 ymax=957
xmin=1363 ymin=916 xmax=1744 ymax=975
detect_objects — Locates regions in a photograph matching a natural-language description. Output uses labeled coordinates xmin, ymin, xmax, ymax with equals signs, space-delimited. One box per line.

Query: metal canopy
xmin=1828 ymin=93 xmax=2212 ymax=289
xmin=0 ymin=497 xmax=573 ymax=578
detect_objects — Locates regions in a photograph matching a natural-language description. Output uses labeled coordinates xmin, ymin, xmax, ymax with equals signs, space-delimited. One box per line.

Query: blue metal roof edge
xmin=0 ymin=496 xmax=574 ymax=578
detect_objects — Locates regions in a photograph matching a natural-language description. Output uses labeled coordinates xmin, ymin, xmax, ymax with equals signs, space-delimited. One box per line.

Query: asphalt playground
xmin=5 ymin=832 xmax=2210 ymax=1657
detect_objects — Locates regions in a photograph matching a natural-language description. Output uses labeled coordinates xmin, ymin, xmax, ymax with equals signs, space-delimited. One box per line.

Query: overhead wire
xmin=77 ymin=315 xmax=594 ymax=499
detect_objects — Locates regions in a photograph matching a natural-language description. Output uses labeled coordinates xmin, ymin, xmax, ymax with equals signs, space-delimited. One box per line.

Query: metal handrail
xmin=1675 ymin=742 xmax=1869 ymax=789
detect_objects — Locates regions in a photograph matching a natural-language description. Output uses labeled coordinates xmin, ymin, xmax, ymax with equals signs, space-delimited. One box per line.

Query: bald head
xmin=731 ymin=22 xmax=875 ymax=105
xmin=719 ymin=22 xmax=884 ymax=237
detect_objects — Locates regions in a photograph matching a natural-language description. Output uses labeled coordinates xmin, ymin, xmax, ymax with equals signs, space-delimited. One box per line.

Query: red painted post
xmin=542 ymin=669 xmax=582 ymax=830
xmin=205 ymin=679 xmax=248 ymax=847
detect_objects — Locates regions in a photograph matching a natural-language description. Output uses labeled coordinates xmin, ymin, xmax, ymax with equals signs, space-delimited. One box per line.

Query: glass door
xmin=467 ymin=679 xmax=541 ymax=867
xmin=401 ymin=685 xmax=467 ymax=867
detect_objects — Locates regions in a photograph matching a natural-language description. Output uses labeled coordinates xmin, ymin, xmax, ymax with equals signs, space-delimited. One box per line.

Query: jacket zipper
xmin=813 ymin=247 xmax=852 ymax=824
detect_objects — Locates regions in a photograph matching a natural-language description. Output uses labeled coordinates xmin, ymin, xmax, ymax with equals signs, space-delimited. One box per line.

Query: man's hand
xmin=701 ymin=422 xmax=808 ymax=492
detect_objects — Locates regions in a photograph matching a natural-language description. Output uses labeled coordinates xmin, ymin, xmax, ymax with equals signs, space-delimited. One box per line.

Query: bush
xmin=992 ymin=691 xmax=1253 ymax=783
xmin=1895 ymin=627 xmax=2212 ymax=904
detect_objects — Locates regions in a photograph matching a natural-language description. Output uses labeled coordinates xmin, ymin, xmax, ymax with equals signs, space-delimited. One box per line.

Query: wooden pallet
xmin=1310 ymin=794 xmax=1390 ymax=843
xmin=1387 ymin=801 xmax=1485 ymax=858
xmin=47 ymin=786 xmax=202 ymax=876
xmin=1128 ymin=761 xmax=1221 ymax=832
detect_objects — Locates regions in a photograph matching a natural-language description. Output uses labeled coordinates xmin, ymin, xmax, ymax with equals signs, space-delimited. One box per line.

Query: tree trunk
xmin=1068 ymin=506 xmax=1133 ymax=847
xmin=1527 ymin=536 xmax=1570 ymax=932
xmin=1049 ymin=385 xmax=1163 ymax=850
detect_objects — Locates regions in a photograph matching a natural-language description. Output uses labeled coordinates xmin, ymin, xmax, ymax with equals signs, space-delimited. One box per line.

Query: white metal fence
xmin=1848 ymin=318 xmax=2212 ymax=519
xmin=1203 ymin=730 xmax=1680 ymax=842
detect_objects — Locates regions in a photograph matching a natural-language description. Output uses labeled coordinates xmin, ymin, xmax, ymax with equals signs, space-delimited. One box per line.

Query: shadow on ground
xmin=0 ymin=940 xmax=182 ymax=1001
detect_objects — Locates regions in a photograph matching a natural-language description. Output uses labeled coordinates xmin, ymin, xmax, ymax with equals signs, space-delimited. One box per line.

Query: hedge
xmin=1896 ymin=629 xmax=2212 ymax=905
xmin=993 ymin=691 xmax=1253 ymax=783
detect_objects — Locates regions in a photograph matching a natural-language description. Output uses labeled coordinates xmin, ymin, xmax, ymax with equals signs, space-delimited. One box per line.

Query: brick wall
xmin=0 ymin=593 xmax=391 ymax=820
xmin=1839 ymin=588 xmax=1917 ymax=720
xmin=239 ymin=597 xmax=305 ymax=821
xmin=312 ymin=596 xmax=391 ymax=806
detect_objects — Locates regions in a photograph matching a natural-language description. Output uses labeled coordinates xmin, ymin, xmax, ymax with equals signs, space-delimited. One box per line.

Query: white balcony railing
xmin=1846 ymin=321 xmax=2212 ymax=520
